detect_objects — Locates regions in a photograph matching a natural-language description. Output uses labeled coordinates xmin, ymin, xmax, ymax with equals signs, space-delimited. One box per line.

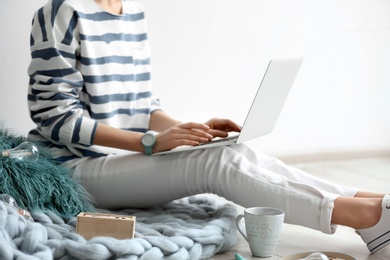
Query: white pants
xmin=71 ymin=144 xmax=358 ymax=234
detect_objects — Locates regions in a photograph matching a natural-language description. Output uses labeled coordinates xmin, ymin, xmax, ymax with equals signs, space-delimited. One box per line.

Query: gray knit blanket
xmin=0 ymin=195 xmax=237 ymax=260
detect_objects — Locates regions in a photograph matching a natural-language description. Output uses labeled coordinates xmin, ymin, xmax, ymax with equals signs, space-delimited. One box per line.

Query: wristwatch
xmin=141 ymin=131 xmax=156 ymax=155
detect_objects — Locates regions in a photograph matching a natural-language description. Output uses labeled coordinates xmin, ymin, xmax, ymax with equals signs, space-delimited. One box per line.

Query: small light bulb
xmin=0 ymin=141 xmax=39 ymax=162
xmin=0 ymin=194 xmax=34 ymax=221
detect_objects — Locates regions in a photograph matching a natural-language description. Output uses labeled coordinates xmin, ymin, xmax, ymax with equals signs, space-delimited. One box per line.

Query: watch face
xmin=142 ymin=134 xmax=155 ymax=146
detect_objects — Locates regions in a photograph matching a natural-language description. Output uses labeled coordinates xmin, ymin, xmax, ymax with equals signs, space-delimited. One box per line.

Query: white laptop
xmin=154 ymin=57 xmax=304 ymax=155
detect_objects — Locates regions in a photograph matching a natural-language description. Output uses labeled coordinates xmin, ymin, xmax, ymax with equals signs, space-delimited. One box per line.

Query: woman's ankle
xmin=332 ymin=197 xmax=382 ymax=229
xmin=357 ymin=198 xmax=382 ymax=229
xmin=354 ymin=191 xmax=386 ymax=198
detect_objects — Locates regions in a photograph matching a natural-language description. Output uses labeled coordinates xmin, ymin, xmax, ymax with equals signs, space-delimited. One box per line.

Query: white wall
xmin=1 ymin=0 xmax=47 ymax=133
xmin=1 ymin=0 xmax=389 ymax=156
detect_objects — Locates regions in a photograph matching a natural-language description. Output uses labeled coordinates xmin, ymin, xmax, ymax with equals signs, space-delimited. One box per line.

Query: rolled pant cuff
xmin=320 ymin=195 xmax=339 ymax=234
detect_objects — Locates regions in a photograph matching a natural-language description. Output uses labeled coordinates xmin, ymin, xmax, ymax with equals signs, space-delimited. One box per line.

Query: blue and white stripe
xmin=27 ymin=0 xmax=160 ymax=163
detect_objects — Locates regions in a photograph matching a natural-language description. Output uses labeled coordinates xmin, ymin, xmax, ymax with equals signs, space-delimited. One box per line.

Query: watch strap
xmin=142 ymin=131 xmax=156 ymax=155
xmin=144 ymin=144 xmax=153 ymax=155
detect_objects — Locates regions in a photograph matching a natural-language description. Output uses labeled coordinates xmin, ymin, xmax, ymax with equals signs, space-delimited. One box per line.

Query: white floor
xmin=211 ymin=157 xmax=390 ymax=260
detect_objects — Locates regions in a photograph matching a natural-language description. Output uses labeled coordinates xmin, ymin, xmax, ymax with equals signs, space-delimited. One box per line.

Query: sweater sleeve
xmin=28 ymin=1 xmax=97 ymax=146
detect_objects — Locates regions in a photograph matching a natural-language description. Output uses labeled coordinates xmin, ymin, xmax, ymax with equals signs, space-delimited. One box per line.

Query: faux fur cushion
xmin=0 ymin=126 xmax=95 ymax=218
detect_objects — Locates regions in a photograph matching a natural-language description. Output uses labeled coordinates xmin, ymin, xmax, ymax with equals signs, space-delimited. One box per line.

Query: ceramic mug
xmin=236 ymin=207 xmax=285 ymax=258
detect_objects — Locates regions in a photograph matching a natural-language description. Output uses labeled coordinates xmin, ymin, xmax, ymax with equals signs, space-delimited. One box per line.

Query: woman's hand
xmin=204 ymin=118 xmax=242 ymax=138
xmin=150 ymin=116 xmax=241 ymax=153
xmin=153 ymin=122 xmax=214 ymax=153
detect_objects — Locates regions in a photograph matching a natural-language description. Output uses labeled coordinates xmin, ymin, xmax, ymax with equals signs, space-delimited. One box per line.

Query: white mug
xmin=236 ymin=207 xmax=285 ymax=258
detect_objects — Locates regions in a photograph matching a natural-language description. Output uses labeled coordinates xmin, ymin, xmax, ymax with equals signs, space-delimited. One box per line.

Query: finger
xmin=208 ymin=129 xmax=229 ymax=138
xmin=175 ymin=123 xmax=213 ymax=140
xmin=206 ymin=118 xmax=241 ymax=132
xmin=165 ymin=127 xmax=211 ymax=142
xmin=159 ymin=135 xmax=208 ymax=151
xmin=180 ymin=122 xmax=210 ymax=131
xmin=219 ymin=119 xmax=242 ymax=132
xmin=155 ymin=132 xmax=207 ymax=152
xmin=177 ymin=131 xmax=212 ymax=143
xmin=191 ymin=128 xmax=214 ymax=140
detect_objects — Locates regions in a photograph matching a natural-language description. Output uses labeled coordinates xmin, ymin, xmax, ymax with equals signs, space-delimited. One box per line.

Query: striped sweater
xmin=27 ymin=0 xmax=160 ymax=163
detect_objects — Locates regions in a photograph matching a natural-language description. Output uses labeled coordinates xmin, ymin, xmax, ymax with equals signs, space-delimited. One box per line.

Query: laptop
xmin=154 ymin=57 xmax=304 ymax=155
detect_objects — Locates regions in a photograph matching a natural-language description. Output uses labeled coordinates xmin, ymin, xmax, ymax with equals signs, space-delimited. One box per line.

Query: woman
xmin=27 ymin=0 xmax=389 ymax=254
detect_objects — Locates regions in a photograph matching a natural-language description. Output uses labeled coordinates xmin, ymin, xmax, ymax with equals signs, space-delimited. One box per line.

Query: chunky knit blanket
xmin=0 ymin=195 xmax=237 ymax=260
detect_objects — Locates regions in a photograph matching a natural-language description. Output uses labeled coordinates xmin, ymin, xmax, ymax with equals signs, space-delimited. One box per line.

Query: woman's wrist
xmin=93 ymin=123 xmax=145 ymax=152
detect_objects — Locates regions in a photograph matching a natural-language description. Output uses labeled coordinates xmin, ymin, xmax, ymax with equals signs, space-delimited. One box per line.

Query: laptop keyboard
xmin=198 ymin=135 xmax=238 ymax=146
